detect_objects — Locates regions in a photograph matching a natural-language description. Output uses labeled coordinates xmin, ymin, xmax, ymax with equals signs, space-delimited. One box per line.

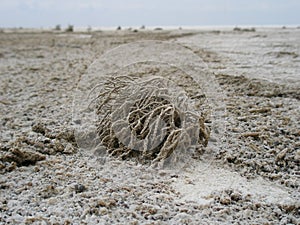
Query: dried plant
xmin=94 ymin=65 xmax=210 ymax=166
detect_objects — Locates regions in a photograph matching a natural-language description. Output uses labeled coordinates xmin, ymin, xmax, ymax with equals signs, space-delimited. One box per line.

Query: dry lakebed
xmin=0 ymin=27 xmax=299 ymax=224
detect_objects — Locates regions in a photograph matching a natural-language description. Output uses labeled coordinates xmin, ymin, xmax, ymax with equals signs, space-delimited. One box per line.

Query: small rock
xmin=99 ymin=207 xmax=108 ymax=215
xmin=241 ymin=132 xmax=260 ymax=138
xmin=75 ymin=184 xmax=86 ymax=193
xmin=97 ymin=200 xmax=107 ymax=207
xmin=40 ymin=185 xmax=58 ymax=199
xmin=220 ymin=196 xmax=231 ymax=205
xmin=249 ymin=107 xmax=271 ymax=114
xmin=276 ymin=148 xmax=288 ymax=161
xmin=230 ymin=192 xmax=242 ymax=202
xmin=281 ymin=204 xmax=296 ymax=213
xmin=54 ymin=139 xmax=65 ymax=152
xmin=97 ymin=198 xmax=116 ymax=208
xmin=2 ymin=148 xmax=46 ymax=166
xmin=32 ymin=122 xmax=49 ymax=135
xmin=57 ymin=129 xmax=76 ymax=143
xmin=64 ymin=143 xmax=76 ymax=154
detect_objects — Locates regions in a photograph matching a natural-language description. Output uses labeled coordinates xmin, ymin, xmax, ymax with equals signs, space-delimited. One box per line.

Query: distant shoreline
xmin=1 ymin=24 xmax=299 ymax=32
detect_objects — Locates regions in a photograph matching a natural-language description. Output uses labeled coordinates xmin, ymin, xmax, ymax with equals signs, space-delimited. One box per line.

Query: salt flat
xmin=0 ymin=28 xmax=299 ymax=224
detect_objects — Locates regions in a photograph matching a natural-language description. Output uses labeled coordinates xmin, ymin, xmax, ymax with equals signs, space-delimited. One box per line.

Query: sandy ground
xmin=0 ymin=28 xmax=299 ymax=224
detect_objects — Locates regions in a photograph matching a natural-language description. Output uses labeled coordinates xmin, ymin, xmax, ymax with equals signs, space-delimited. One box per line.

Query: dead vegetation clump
xmin=95 ymin=73 xmax=210 ymax=166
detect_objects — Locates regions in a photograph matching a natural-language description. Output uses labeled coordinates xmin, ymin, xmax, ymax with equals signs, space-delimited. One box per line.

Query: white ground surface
xmin=0 ymin=28 xmax=299 ymax=224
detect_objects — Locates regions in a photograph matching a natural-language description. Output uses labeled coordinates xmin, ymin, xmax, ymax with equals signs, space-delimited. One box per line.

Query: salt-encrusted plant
xmin=94 ymin=64 xmax=210 ymax=166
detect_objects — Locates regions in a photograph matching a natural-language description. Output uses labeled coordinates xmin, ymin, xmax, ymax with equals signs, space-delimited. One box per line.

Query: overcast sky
xmin=0 ymin=0 xmax=299 ymax=28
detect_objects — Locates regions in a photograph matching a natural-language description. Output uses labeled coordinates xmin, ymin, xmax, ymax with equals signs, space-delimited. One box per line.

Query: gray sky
xmin=0 ymin=0 xmax=299 ymax=28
